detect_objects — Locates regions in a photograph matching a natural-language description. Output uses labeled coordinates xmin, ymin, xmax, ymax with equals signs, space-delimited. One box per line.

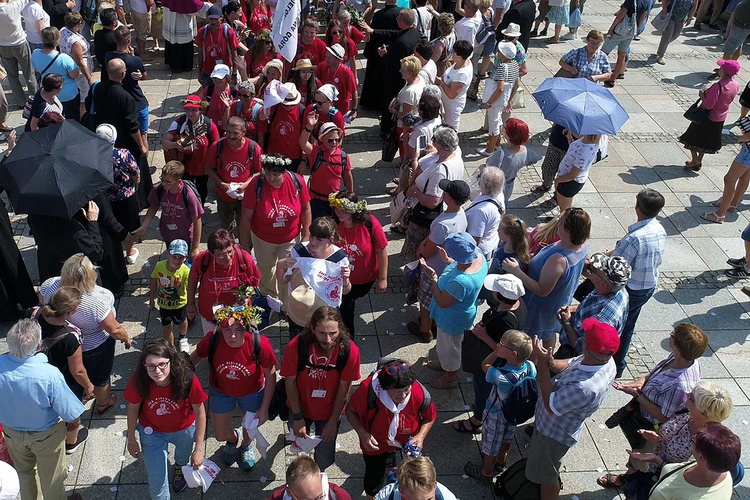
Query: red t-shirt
xmin=260 ymin=104 xmax=305 ymax=159
xmin=293 ymin=37 xmax=328 ymax=66
xmin=123 ymin=373 xmax=208 ymax=434
xmin=201 ymin=84 xmax=234 ymax=131
xmin=245 ymin=51 xmax=279 ymax=78
xmin=297 ymin=77 xmax=323 ymax=107
xmin=195 ymin=23 xmax=239 ymax=75
xmin=302 ymin=104 xmax=346 ymax=139
xmin=280 ymin=336 xmax=361 ymax=421
xmin=348 ymin=376 xmax=436 ymax=455
xmin=229 ymin=98 xmax=264 ymax=140
xmin=314 ymin=62 xmax=356 ymax=114
xmin=244 ymin=3 xmax=272 ymax=34
xmin=167 ymin=116 xmax=220 ymax=177
xmin=329 ymin=37 xmax=358 ymax=62
xmin=195 ymin=330 xmax=277 ymax=396
xmin=190 ymin=248 xmax=262 ymax=322
xmin=306 ymin=144 xmax=351 ymax=199
xmin=206 ymin=138 xmax=262 ymax=202
xmin=338 ymin=215 xmax=388 ymax=284
xmin=347 ymin=25 xmax=365 ymax=45
xmin=242 ymin=171 xmax=311 ymax=244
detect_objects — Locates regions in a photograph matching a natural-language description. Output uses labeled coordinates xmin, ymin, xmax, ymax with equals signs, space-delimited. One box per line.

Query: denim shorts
xmin=209 ymin=385 xmax=265 ymax=414
xmin=735 ymin=143 xmax=750 ymax=168
xmin=724 ymin=26 xmax=750 ymax=56
xmin=602 ymin=32 xmax=633 ymax=54
xmin=138 ymin=107 xmax=149 ymax=134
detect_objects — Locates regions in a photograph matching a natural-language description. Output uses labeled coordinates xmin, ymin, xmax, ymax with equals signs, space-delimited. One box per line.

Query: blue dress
xmin=429 ymin=258 xmax=489 ymax=336
xmin=523 ymin=242 xmax=587 ymax=340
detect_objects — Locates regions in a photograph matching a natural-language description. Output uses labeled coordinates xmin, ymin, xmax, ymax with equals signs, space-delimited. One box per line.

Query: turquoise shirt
xmin=429 ymin=258 xmax=488 ymax=336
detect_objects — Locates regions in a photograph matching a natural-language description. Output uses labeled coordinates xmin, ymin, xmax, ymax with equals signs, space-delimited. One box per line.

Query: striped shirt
xmin=612 ymin=218 xmax=666 ymax=290
xmin=641 ymin=355 xmax=702 ymax=425
xmin=40 ymin=277 xmax=115 ymax=352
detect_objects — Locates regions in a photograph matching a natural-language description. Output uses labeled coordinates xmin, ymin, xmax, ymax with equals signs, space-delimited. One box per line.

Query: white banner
xmin=272 ymin=0 xmax=300 ymax=63
xmin=263 ymin=79 xmax=288 ymax=110
xmin=294 ymin=257 xmax=345 ymax=307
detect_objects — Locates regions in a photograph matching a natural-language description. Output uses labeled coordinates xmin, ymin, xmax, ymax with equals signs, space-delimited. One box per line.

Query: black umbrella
xmin=0 ymin=120 xmax=114 ymax=219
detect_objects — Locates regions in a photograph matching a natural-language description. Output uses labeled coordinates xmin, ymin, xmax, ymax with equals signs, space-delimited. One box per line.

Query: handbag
xmin=406 ymin=162 xmax=448 ymax=228
xmin=651 ymin=12 xmax=669 ymax=33
xmin=568 ymin=7 xmax=582 ymax=28
xmin=381 ymin=120 xmax=399 ymax=162
xmin=554 ymin=68 xmax=576 ymax=78
xmin=614 ymin=0 xmax=637 ymax=37
xmin=548 ymin=0 xmax=564 ymax=7
xmin=389 ymin=189 xmax=410 ymax=227
xmin=683 ymin=99 xmax=711 ymax=125
xmin=511 ymin=86 xmax=525 ymax=109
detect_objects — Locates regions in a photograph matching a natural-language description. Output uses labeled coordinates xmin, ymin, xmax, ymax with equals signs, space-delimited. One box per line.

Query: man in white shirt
xmin=0 ymin=0 xmax=38 ymax=107
xmin=454 ymin=0 xmax=482 ymax=45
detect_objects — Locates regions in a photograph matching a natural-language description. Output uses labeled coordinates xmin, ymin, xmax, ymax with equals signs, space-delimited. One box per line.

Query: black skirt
xmin=679 ymin=119 xmax=724 ymax=154
xmin=165 ymin=40 xmax=194 ymax=73
xmin=740 ymin=84 xmax=750 ymax=108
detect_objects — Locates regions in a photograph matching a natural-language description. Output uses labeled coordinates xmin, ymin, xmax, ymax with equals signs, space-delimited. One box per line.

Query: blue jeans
xmin=473 ymin=373 xmax=492 ymax=422
xmin=614 ymin=286 xmax=655 ymax=376
xmin=138 ymin=423 xmax=196 ymax=500
xmin=287 ymin=417 xmax=340 ymax=471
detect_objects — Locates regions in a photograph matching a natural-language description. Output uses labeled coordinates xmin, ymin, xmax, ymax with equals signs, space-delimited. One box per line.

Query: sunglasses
xmin=238 ymin=93 xmax=252 ymax=98
xmin=327 ymin=137 xmax=341 ymax=144
xmin=264 ymin=40 xmax=273 ymax=45
xmin=331 ymin=30 xmax=343 ymax=35
xmin=314 ymin=100 xmax=327 ymax=106
xmin=384 ymin=362 xmax=410 ymax=376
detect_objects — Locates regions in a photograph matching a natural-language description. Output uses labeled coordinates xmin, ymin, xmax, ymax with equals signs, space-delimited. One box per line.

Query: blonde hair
xmin=585 ymin=134 xmax=602 ymax=145
xmin=400 ymin=55 xmax=422 ymax=76
xmin=60 ymin=253 xmax=97 ymax=293
xmin=586 ymin=30 xmax=605 ymax=43
xmin=397 ymin=457 xmax=437 ymax=493
xmin=530 ymin=215 xmax=560 ymax=249
xmin=42 ymin=286 xmax=82 ymax=318
xmin=162 ymin=160 xmax=185 ymax=179
xmin=693 ymin=381 xmax=734 ymax=423
xmin=502 ymin=329 xmax=532 ymax=362
xmin=477 ymin=0 xmax=492 ymax=9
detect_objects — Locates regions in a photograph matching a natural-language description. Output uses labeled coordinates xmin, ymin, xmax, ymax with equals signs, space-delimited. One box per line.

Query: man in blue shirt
xmin=0 ymin=319 xmax=85 ymax=500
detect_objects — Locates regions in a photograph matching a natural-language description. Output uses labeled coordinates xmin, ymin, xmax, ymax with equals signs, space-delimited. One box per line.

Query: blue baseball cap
xmin=444 ymin=232 xmax=480 ymax=264
xmin=168 ymin=239 xmax=189 ymax=257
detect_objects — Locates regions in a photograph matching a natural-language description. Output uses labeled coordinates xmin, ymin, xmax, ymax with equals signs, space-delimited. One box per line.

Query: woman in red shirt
xmin=324 ymin=20 xmax=358 ymax=85
xmin=302 ymin=84 xmax=346 ymax=142
xmin=189 ymin=306 xmax=278 ymax=472
xmin=299 ymin=117 xmax=354 ymax=220
xmin=289 ymin=58 xmax=321 ymax=107
xmin=243 ymin=30 xmax=279 ymax=79
xmin=161 ymin=95 xmax=220 ymax=205
xmin=345 ymin=359 xmax=436 ymax=499
xmin=125 ymin=339 xmax=208 ymax=497
xmin=329 ymin=190 xmax=389 ymax=334
xmin=239 ymin=153 xmax=312 ymax=299
xmin=253 ymin=58 xmax=283 ymax=97
xmin=227 ymin=81 xmax=264 ymax=140
xmin=243 ymin=0 xmax=272 ymax=35
xmin=201 ymin=64 xmax=235 ymax=132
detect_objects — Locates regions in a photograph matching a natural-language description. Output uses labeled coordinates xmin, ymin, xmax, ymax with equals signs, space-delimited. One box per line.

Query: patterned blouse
xmin=653 ymin=412 xmax=695 ymax=464
xmin=108 ymin=148 xmax=140 ymax=202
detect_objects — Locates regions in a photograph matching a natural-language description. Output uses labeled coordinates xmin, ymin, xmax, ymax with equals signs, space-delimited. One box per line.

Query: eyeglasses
xmin=160 ymin=176 xmax=176 ymax=185
xmin=327 ymin=137 xmax=341 ymax=144
xmin=384 ymin=362 xmax=410 ymax=376
xmin=238 ymin=93 xmax=252 ymax=98
xmin=264 ymin=40 xmax=273 ymax=45
xmin=314 ymin=100 xmax=327 ymax=106
xmin=145 ymin=360 xmax=170 ymax=372
xmin=497 ymin=341 xmax=517 ymax=353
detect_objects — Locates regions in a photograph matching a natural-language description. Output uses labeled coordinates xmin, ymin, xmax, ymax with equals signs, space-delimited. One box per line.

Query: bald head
xmin=107 ymin=58 xmax=126 ymax=81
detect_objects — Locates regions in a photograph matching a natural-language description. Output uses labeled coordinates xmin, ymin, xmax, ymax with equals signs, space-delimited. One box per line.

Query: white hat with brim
xmin=502 ymin=22 xmax=522 ymax=38
xmin=210 ymin=63 xmax=230 ymax=79
xmin=326 ymin=43 xmax=346 ymax=60
xmin=483 ymin=274 xmax=525 ymax=300
xmin=281 ymin=82 xmax=302 ymax=105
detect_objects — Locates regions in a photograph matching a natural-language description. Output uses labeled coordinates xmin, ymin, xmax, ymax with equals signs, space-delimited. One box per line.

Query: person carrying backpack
xmin=189 ymin=305 xmax=277 ymax=473
xmin=280 ymin=306 xmax=361 ymax=471
xmin=464 ymin=330 xmax=536 ymax=482
xmin=374 ymin=457 xmax=457 ymax=500
xmin=345 ymin=359 xmax=437 ymax=500
xmin=299 ymin=116 xmax=354 ymax=220
xmin=195 ymin=4 xmax=238 ymax=87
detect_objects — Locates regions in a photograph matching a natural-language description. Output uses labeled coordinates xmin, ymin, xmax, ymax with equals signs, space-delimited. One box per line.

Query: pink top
xmin=702 ymin=77 xmax=740 ymax=122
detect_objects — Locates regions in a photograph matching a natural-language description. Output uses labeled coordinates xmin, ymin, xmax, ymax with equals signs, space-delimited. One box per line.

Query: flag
xmin=263 ymin=79 xmax=288 ymax=109
xmin=272 ymin=0 xmax=300 ymax=63
xmin=294 ymin=257 xmax=346 ymax=307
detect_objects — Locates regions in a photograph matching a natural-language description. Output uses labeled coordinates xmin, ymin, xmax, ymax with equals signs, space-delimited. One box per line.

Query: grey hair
xmin=337 ymin=7 xmax=351 ymax=19
xmin=7 ymin=319 xmax=42 ymax=358
xmin=238 ymin=81 xmax=255 ymax=94
xmin=480 ymin=166 xmax=505 ymax=197
xmin=422 ymin=85 xmax=441 ymax=100
xmin=433 ymin=126 xmax=459 ymax=152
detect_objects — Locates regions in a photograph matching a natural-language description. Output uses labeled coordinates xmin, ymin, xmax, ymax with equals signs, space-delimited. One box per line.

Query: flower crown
xmin=261 ymin=154 xmax=292 ymax=167
xmin=214 ymin=305 xmax=262 ymax=331
xmin=255 ymin=30 xmax=271 ymax=42
xmin=180 ymin=98 xmax=208 ymax=107
xmin=329 ymin=193 xmax=367 ymax=214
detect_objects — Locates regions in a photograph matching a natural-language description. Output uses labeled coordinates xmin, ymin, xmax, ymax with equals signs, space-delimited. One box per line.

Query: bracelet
xmin=304 ymin=127 xmax=313 ymax=132
xmin=292 ymin=411 xmax=304 ymax=421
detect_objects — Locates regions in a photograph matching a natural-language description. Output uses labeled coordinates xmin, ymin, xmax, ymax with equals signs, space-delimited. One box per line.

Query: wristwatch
xmin=292 ymin=411 xmax=304 ymax=421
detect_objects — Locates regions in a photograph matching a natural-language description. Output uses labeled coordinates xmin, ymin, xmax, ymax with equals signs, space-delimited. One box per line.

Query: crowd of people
xmin=0 ymin=0 xmax=748 ymax=497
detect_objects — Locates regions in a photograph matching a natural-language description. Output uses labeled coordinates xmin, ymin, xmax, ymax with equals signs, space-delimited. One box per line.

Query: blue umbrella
xmin=532 ymin=77 xmax=629 ymax=135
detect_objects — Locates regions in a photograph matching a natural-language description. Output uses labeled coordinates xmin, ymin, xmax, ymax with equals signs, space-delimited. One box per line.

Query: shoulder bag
xmin=683 ymin=84 xmax=722 ymax=125
xmin=614 ymin=0 xmax=638 ymax=37
xmin=650 ymin=0 xmax=674 ymax=34
xmin=406 ymin=163 xmax=448 ymax=228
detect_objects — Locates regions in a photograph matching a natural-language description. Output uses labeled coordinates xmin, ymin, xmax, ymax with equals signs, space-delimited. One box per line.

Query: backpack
xmin=476 ymin=11 xmax=495 ymax=45
xmin=206 ymin=325 xmax=262 ymax=375
xmin=197 ymin=243 xmax=252 ymax=278
xmin=80 ymin=0 xmax=97 ymax=23
xmin=235 ymin=99 xmax=262 ymax=123
xmin=388 ymin=481 xmax=444 ymax=500
xmin=268 ymin=102 xmax=305 ymax=128
xmin=201 ymin=23 xmax=232 ymax=66
xmin=25 ymin=307 xmax=81 ymax=355
xmin=155 ymin=178 xmax=202 ymax=218
xmin=216 ymin=136 xmax=258 ymax=175
xmin=501 ymin=373 xmax=538 ymax=425
xmin=205 ymin=81 xmax=237 ymax=104
xmin=365 ymin=371 xmax=432 ymax=428
xmin=307 ymin=149 xmax=348 ymax=198
xmin=255 ymin=170 xmax=302 ymax=202
xmin=492 ymin=458 xmax=561 ymax=499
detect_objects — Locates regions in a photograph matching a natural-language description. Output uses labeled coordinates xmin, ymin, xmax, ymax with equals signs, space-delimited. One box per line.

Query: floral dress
xmin=107 ymin=148 xmax=140 ymax=202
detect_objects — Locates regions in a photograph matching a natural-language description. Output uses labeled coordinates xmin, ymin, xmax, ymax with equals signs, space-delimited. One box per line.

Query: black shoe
xmin=530 ymin=29 xmax=539 ymax=37
xmin=604 ymin=80 xmax=615 ymax=88
xmin=728 ymin=257 xmax=747 ymax=268
xmin=633 ymin=36 xmax=640 ymax=41
xmin=66 ymin=427 xmax=89 ymax=454
xmin=617 ymin=73 xmax=625 ymax=79
xmin=725 ymin=267 xmax=750 ymax=278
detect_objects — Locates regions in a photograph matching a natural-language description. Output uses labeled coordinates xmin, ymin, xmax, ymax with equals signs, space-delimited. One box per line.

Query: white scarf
xmin=282 ymin=473 xmax=331 ymax=500
xmin=372 ymin=372 xmax=411 ymax=447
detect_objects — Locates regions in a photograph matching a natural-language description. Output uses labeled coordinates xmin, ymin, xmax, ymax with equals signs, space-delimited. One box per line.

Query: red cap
xmin=583 ymin=318 xmax=620 ymax=355
xmin=183 ymin=94 xmax=202 ymax=109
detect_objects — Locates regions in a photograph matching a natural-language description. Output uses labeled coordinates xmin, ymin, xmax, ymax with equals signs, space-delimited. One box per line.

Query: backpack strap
xmin=466 ymin=197 xmax=502 ymax=213
xmin=235 ymin=99 xmax=243 ymax=117
xmin=207 ymin=328 xmax=221 ymax=373
xmin=415 ymin=380 xmax=431 ymax=420
xmin=201 ymin=25 xmax=210 ymax=63
xmin=89 ymin=81 xmax=99 ymax=115
xmin=363 ymin=215 xmax=374 ymax=245
xmin=649 ymin=461 xmax=694 ymax=497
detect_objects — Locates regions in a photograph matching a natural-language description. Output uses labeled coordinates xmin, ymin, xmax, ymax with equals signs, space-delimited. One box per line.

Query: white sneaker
xmin=475 ymin=147 xmax=492 ymax=157
xmin=179 ymin=337 xmax=190 ymax=352
xmin=126 ymin=247 xmax=139 ymax=265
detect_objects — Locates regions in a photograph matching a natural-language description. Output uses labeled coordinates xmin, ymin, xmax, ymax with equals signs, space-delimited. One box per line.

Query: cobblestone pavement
xmin=3 ymin=0 xmax=750 ymax=498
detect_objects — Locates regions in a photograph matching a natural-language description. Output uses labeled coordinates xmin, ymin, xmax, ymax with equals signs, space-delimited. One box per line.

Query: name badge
xmin=143 ymin=426 xmax=154 ymax=435
xmin=311 ymin=389 xmax=327 ymax=398
xmin=166 ymin=223 xmax=178 ymax=231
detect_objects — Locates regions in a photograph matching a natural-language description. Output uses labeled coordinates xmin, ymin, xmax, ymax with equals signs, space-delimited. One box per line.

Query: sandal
xmin=452 ymin=418 xmax=483 ymax=434
xmin=96 ymin=393 xmax=117 ymax=415
xmin=700 ymin=212 xmax=725 ymax=224
xmin=684 ymin=162 xmax=702 ymax=171
xmin=597 ymin=473 xmax=625 ymax=488
xmin=712 ymin=199 xmax=738 ymax=212
xmin=530 ymin=184 xmax=551 ymax=194
xmin=540 ymin=198 xmax=558 ymax=210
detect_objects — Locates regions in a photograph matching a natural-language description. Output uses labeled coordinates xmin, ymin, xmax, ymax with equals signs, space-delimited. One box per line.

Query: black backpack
xmin=492 ymin=459 xmax=545 ymax=499
xmin=501 ymin=371 xmax=538 ymax=425
xmin=365 ymin=374 xmax=432 ymax=428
